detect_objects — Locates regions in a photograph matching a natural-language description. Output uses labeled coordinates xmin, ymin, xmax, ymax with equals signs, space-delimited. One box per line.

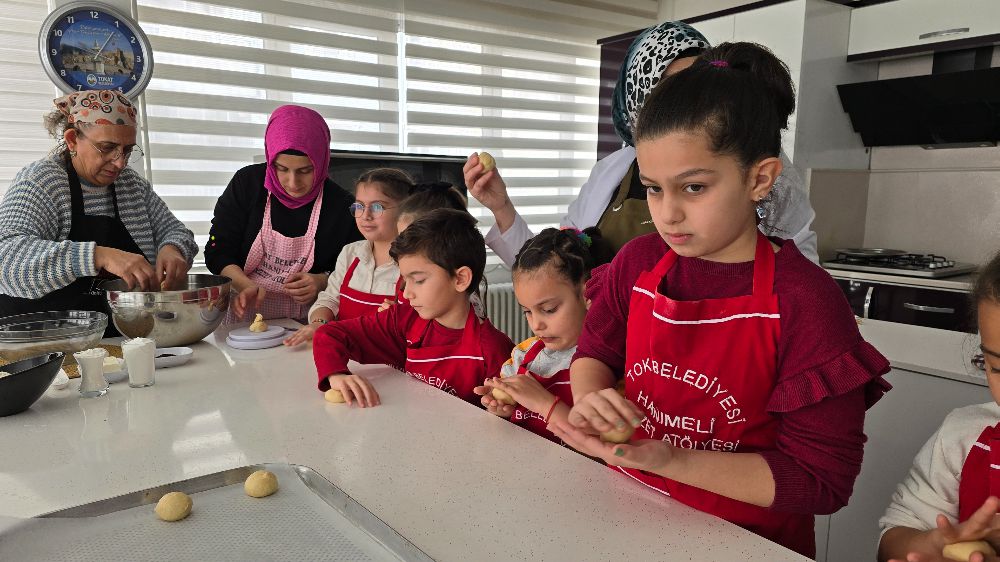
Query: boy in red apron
xmin=313 ymin=209 xmax=514 ymax=405
xmin=548 ymin=43 xmax=891 ymax=559
xmin=475 ymin=228 xmax=600 ymax=443
xmin=878 ymin=252 xmax=1000 ymax=562
xmin=284 ymin=168 xmax=414 ymax=346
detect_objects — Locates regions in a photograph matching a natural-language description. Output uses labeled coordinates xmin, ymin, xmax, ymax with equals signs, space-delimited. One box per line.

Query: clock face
xmin=40 ymin=3 xmax=153 ymax=98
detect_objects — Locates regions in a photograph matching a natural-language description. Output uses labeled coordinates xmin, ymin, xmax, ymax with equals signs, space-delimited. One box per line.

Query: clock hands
xmin=93 ymin=32 xmax=114 ymax=61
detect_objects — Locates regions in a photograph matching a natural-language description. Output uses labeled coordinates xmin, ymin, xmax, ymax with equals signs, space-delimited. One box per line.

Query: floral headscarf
xmin=54 ymin=90 xmax=138 ymax=127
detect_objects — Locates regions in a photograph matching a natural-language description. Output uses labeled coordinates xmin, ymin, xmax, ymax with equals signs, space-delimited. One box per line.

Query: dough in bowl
xmin=244 ymin=470 xmax=279 ymax=498
xmin=154 ymin=491 xmax=192 ymax=522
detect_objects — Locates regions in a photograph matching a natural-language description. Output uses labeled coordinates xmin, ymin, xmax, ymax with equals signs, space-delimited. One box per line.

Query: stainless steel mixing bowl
xmin=104 ymin=274 xmax=231 ymax=347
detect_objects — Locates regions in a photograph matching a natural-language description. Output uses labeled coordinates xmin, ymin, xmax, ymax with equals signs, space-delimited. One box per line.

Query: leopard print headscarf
xmin=612 ymin=21 xmax=709 ymax=146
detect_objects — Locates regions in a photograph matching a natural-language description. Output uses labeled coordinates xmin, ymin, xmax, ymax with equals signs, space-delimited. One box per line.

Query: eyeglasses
xmin=349 ymin=202 xmax=392 ymax=218
xmin=78 ymin=131 xmax=144 ymax=164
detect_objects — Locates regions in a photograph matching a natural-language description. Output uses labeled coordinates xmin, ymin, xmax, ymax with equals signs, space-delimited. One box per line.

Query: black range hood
xmin=837 ymin=67 xmax=1000 ymax=149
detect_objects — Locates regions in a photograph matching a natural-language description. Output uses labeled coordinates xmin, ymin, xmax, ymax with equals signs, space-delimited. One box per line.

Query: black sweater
xmin=205 ymin=163 xmax=362 ymax=276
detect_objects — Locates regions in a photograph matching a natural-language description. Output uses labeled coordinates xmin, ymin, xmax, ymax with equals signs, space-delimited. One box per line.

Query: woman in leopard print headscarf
xmin=466 ymin=21 xmax=818 ymax=268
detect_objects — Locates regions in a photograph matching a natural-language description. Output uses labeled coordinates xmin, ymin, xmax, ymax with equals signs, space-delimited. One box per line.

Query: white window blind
xmin=0 ymin=1 xmax=657 ymax=263
xmin=0 ymin=0 xmax=61 ymax=196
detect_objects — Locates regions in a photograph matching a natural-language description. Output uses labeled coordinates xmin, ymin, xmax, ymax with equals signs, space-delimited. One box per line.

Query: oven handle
xmin=903 ymin=302 xmax=955 ymax=314
xmin=863 ymin=286 xmax=874 ymax=318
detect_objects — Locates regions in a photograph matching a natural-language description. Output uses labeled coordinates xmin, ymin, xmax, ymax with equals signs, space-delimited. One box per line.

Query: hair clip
xmin=709 ymin=60 xmax=729 ymax=68
xmin=560 ymin=226 xmax=592 ymax=248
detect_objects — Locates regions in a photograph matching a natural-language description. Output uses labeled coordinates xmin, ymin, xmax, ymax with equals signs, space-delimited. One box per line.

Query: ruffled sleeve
xmin=768 ymin=340 xmax=891 ymax=413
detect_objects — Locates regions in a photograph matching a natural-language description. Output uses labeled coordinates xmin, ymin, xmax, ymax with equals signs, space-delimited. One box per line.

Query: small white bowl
xmin=154 ymin=347 xmax=193 ymax=369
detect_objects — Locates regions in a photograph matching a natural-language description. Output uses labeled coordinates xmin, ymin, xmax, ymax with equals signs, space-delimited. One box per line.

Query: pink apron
xmin=226 ymin=190 xmax=323 ymax=323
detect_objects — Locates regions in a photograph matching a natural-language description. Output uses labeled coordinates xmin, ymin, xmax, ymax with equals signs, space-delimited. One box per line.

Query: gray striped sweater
xmin=0 ymin=155 xmax=198 ymax=299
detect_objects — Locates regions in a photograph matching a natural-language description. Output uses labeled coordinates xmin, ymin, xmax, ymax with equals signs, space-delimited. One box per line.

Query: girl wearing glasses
xmin=0 ymin=90 xmax=196 ymax=334
xmin=206 ymin=105 xmax=361 ymax=323
xmin=284 ymin=168 xmax=413 ymax=345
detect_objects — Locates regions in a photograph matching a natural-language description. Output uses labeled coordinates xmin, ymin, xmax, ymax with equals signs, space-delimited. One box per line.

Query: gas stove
xmin=821 ymin=248 xmax=977 ymax=278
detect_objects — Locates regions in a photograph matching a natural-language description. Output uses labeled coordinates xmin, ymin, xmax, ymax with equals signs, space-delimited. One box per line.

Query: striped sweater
xmin=0 ymin=154 xmax=198 ymax=299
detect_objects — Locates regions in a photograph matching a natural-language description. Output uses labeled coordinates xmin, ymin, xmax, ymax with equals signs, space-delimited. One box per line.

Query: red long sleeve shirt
xmin=314 ymin=301 xmax=514 ymax=404
xmin=576 ymin=233 xmax=891 ymax=514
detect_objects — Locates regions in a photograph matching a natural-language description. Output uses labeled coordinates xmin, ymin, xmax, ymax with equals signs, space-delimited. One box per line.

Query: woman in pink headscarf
xmin=206 ymin=105 xmax=361 ymax=323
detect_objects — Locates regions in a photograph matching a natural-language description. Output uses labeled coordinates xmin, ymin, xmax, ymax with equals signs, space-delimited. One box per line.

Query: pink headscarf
xmin=263 ymin=105 xmax=331 ymax=209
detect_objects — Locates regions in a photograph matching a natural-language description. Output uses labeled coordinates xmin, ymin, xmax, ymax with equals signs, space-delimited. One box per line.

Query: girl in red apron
xmin=475 ymin=228 xmax=600 ymax=443
xmin=284 ymin=168 xmax=414 ymax=346
xmin=879 ymin=252 xmax=1000 ymax=562
xmin=313 ymin=209 xmax=513 ymax=406
xmin=549 ymin=43 xmax=890 ymax=559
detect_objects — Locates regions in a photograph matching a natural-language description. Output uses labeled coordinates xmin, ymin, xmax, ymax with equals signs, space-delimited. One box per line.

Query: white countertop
xmin=0 ymin=323 xmax=805 ymax=561
xmin=858 ymin=318 xmax=985 ymax=386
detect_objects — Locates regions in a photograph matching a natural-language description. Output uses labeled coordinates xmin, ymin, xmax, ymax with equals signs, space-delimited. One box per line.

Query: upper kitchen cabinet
xmin=848 ymin=0 xmax=1000 ymax=61
xmin=690 ymin=0 xmax=877 ymax=169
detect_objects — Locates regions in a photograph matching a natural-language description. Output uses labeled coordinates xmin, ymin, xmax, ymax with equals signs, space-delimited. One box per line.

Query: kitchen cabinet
xmin=848 ymin=0 xmax=1000 ymax=61
xmin=678 ymin=0 xmax=878 ymax=169
xmin=818 ymin=368 xmax=986 ymax=562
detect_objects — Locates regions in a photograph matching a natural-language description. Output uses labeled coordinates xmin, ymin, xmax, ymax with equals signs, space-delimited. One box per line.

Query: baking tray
xmin=0 ymin=463 xmax=433 ymax=561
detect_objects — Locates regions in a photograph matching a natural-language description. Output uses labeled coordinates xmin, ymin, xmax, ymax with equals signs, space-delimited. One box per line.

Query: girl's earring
xmin=755 ymin=204 xmax=767 ymax=220
xmin=68 ymin=149 xmax=77 ymax=157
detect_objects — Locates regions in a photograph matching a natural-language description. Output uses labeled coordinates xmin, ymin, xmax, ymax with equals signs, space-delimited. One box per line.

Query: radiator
xmin=483 ymin=283 xmax=531 ymax=343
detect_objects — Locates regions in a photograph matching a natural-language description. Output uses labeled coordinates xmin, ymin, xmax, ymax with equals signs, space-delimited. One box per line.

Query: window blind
xmin=0 ymin=0 xmax=61 ymax=196
xmin=0 ymin=0 xmax=658 ymax=267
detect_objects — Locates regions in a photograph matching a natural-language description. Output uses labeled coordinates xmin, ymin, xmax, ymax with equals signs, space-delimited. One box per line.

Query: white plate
xmin=155 ymin=347 xmax=193 ymax=369
xmin=225 ymin=333 xmax=286 ymax=350
xmin=228 ymin=326 xmax=286 ymax=341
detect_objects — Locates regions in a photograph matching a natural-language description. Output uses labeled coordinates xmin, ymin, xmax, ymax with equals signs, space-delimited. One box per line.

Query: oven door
xmin=834 ymin=279 xmax=972 ymax=332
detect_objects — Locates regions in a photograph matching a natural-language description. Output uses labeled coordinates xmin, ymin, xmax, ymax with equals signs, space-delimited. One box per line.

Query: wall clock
xmin=38 ymin=1 xmax=153 ymax=98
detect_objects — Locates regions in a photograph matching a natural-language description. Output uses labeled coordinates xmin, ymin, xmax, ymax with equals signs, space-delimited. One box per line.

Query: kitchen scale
xmin=225 ymin=325 xmax=287 ymax=350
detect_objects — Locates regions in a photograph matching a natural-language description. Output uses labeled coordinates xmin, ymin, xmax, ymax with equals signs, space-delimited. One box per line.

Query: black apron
xmin=593 ymin=158 xmax=657 ymax=259
xmin=0 ymin=156 xmax=144 ymax=336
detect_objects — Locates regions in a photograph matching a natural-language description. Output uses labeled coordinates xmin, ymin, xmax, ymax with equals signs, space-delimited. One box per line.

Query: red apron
xmin=510 ymin=338 xmax=574 ymax=443
xmin=958 ymin=423 xmax=1000 ymax=521
xmin=225 ymin=189 xmax=323 ymax=323
xmin=618 ymin=232 xmax=814 ymax=558
xmin=337 ymin=257 xmax=398 ymax=321
xmin=403 ymin=305 xmax=487 ymax=404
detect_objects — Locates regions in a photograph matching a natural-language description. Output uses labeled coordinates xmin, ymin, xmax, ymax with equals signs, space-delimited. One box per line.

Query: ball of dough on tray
xmin=155 ymin=491 xmax=192 ymax=522
xmin=244 ymin=470 xmax=279 ymax=498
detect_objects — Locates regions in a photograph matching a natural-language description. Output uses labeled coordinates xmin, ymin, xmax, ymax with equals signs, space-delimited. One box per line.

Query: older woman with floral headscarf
xmin=464 ymin=21 xmax=818 ymax=267
xmin=0 ymin=90 xmax=197 ymax=330
xmin=206 ymin=105 xmax=360 ymax=323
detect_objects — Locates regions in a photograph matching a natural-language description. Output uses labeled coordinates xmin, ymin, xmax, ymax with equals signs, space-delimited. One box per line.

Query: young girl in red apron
xmin=313 ymin=209 xmax=514 ymax=406
xmin=550 ymin=43 xmax=890 ymax=559
xmin=284 ymin=169 xmax=414 ymax=346
xmin=475 ymin=228 xmax=599 ymax=443
xmin=878 ymin=252 xmax=1000 ymax=562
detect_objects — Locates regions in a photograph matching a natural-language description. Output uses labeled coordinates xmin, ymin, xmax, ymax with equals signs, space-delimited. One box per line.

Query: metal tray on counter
xmin=0 ymin=463 xmax=432 ymax=562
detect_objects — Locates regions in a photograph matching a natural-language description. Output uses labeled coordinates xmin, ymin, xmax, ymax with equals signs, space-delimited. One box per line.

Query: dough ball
xmin=324 ymin=389 xmax=346 ymax=403
xmin=478 ymin=151 xmax=496 ymax=172
xmin=249 ymin=313 xmax=268 ymax=333
xmin=244 ymin=470 xmax=279 ymax=498
xmin=943 ymin=541 xmax=997 ymax=561
xmin=600 ymin=425 xmax=636 ymax=444
xmin=491 ymin=387 xmax=516 ymax=406
xmin=155 ymin=491 xmax=192 ymax=522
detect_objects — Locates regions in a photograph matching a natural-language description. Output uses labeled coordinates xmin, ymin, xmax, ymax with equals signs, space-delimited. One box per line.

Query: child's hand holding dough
xmin=325 ymin=373 xmax=380 ymax=407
